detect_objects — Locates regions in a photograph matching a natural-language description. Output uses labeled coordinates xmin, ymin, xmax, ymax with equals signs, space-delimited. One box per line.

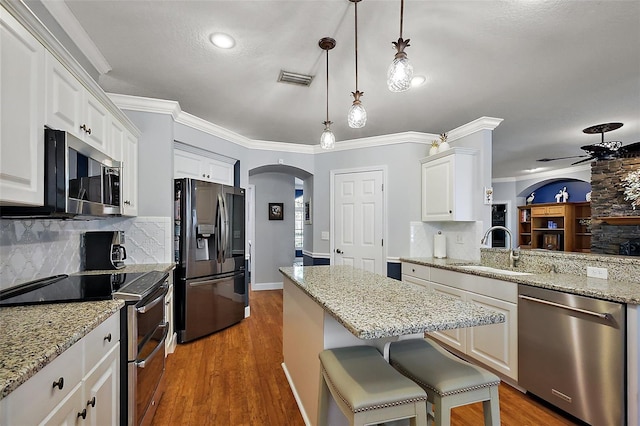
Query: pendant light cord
xmin=325 ymin=48 xmax=330 ymax=122
xmin=399 ymin=0 xmax=404 ymax=39
xmin=354 ymin=1 xmax=359 ymax=92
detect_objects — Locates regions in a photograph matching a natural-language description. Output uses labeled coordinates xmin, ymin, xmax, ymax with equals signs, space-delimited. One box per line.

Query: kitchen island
xmin=279 ymin=265 xmax=505 ymax=425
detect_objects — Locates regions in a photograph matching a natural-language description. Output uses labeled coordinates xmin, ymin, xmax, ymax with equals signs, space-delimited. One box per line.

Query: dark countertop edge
xmin=73 ymin=263 xmax=176 ymax=276
xmin=399 ymin=257 xmax=639 ymax=305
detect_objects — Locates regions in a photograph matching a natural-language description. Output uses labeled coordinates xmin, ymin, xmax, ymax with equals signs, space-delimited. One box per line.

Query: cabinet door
xmin=203 ymin=157 xmax=234 ymax=185
xmin=121 ymin=131 xmax=138 ymax=216
xmin=174 ymin=149 xmax=204 ymax=179
xmin=421 ymin=156 xmax=453 ymax=221
xmin=427 ymin=282 xmax=467 ymax=352
xmin=38 ymin=382 xmax=84 ymax=426
xmin=110 ymin=118 xmax=125 ymax=161
xmin=0 ymin=8 xmax=45 ymax=206
xmin=83 ymin=92 xmax=110 ymax=154
xmin=466 ymin=292 xmax=518 ymax=380
xmin=402 ymin=274 xmax=430 ymax=289
xmin=85 ymin=344 xmax=120 ymax=426
xmin=45 ymin=51 xmax=83 ymax=138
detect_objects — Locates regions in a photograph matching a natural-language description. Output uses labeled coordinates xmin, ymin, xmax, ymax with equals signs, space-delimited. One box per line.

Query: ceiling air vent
xmin=278 ymin=70 xmax=314 ymax=86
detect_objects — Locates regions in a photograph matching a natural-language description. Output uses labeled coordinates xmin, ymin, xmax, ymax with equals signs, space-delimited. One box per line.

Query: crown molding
xmin=448 ymin=116 xmax=504 ymax=142
xmin=108 ymin=93 xmax=182 ymax=120
xmin=492 ymin=163 xmax=591 ymax=183
xmin=39 ymin=0 xmax=111 ymax=75
xmin=313 ymin=131 xmax=436 ymax=154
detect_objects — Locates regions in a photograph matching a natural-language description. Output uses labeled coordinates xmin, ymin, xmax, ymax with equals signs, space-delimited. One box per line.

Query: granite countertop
xmin=400 ymin=257 xmax=640 ymax=305
xmin=279 ymin=265 xmax=505 ymax=340
xmin=0 ymin=263 xmax=175 ymax=400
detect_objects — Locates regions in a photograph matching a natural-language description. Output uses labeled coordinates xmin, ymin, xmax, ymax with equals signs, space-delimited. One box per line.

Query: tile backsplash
xmin=409 ymin=221 xmax=482 ymax=261
xmin=0 ymin=216 xmax=171 ymax=290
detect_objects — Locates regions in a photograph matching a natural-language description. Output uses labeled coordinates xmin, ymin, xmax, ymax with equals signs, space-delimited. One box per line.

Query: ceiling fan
xmin=537 ymin=122 xmax=628 ymax=165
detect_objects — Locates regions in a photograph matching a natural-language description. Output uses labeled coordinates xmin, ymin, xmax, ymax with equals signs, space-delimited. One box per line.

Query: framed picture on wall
xmin=304 ymin=199 xmax=312 ymax=225
xmin=269 ymin=202 xmax=284 ymax=220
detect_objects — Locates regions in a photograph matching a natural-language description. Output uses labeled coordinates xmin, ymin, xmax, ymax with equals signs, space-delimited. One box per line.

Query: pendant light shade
xmin=319 ymin=37 xmax=336 ymax=149
xmin=320 ymin=121 xmax=336 ymax=149
xmin=348 ymin=0 xmax=366 ymax=128
xmin=388 ymin=0 xmax=413 ymax=92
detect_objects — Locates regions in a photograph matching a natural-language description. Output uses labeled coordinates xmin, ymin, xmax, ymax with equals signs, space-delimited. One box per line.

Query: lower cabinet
xmin=402 ymin=263 xmax=518 ymax=381
xmin=1 ymin=311 xmax=120 ymax=425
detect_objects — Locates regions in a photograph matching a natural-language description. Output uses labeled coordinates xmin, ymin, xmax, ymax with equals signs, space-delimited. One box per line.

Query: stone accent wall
xmin=590 ymin=156 xmax=640 ymax=254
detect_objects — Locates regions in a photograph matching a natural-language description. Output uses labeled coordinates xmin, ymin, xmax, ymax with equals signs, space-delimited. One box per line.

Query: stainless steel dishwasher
xmin=518 ymin=285 xmax=626 ymax=425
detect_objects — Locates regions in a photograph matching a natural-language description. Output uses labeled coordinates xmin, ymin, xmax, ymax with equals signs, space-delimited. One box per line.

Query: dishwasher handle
xmin=518 ymin=294 xmax=610 ymax=320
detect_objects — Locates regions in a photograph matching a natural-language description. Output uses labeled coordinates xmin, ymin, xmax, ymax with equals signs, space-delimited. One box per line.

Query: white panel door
xmin=333 ymin=170 xmax=384 ymax=274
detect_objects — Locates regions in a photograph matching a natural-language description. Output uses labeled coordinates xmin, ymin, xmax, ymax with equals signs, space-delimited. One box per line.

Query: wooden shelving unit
xmin=517 ymin=206 xmax=532 ymax=249
xmin=517 ymin=202 xmax=590 ymax=252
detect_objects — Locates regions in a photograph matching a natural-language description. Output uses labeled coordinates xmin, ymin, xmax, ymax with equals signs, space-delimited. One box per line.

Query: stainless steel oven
xmin=114 ymin=271 xmax=170 ymax=426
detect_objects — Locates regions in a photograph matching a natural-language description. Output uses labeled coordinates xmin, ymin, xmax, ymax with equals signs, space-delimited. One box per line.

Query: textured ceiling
xmin=53 ymin=0 xmax=640 ymax=178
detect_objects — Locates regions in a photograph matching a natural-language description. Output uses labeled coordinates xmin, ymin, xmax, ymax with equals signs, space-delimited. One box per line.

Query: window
xmin=295 ymin=190 xmax=303 ymax=252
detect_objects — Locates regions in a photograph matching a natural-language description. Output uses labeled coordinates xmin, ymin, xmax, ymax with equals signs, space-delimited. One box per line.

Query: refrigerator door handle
xmin=188 ymin=273 xmax=242 ymax=287
xmin=217 ymin=193 xmax=227 ymax=261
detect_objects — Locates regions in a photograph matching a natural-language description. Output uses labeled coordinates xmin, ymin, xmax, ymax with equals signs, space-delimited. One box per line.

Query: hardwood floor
xmin=153 ymin=289 xmax=580 ymax=425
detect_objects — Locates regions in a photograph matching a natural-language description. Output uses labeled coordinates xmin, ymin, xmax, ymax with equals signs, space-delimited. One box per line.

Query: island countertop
xmin=279 ymin=265 xmax=505 ymax=340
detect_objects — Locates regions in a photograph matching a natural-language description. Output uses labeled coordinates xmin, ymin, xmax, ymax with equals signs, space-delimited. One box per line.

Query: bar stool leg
xmin=483 ymin=386 xmax=500 ymax=426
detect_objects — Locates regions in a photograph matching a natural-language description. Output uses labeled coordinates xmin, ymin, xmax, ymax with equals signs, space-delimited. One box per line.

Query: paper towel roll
xmin=434 ymin=233 xmax=447 ymax=258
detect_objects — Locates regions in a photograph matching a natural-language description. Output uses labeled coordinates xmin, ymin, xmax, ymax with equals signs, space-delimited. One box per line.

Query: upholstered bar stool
xmin=318 ymin=345 xmax=429 ymax=426
xmin=389 ymin=338 xmax=501 ymax=426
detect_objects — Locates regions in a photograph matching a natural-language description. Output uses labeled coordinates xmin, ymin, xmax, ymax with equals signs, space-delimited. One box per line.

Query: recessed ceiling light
xmin=411 ymin=75 xmax=427 ymax=87
xmin=210 ymin=33 xmax=235 ymax=49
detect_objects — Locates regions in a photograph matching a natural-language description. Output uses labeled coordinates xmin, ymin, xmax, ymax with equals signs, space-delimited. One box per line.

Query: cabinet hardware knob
xmin=449 ymin=210 xmax=452 ymax=214
xmin=77 ymin=409 xmax=87 ymax=419
xmin=124 ymin=200 xmax=131 ymax=205
xmin=336 ymin=249 xmax=343 ymax=254
xmin=412 ymin=268 xmax=415 ymax=272
xmin=52 ymin=377 xmax=64 ymax=390
xmin=87 ymin=396 xmax=96 ymax=407
xmin=207 ymin=175 xmax=210 ymax=178
xmin=80 ymin=124 xmax=92 ymax=135
xmin=104 ymin=333 xmax=112 ymax=342
xmin=202 ymin=174 xmax=206 ymax=177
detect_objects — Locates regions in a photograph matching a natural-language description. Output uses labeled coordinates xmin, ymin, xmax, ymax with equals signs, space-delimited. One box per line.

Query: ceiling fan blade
xmin=537 ymin=155 xmax=589 ymax=162
xmin=571 ymin=157 xmax=595 ymax=165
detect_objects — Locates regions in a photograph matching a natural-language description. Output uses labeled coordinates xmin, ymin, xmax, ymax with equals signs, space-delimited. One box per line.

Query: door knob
xmin=336 ymin=249 xmax=343 ymax=254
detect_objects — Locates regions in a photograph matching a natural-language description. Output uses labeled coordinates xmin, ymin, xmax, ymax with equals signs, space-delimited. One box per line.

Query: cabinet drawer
xmin=531 ymin=205 xmax=566 ymax=216
xmin=1 ymin=337 xmax=83 ymax=425
xmin=84 ymin=311 xmax=120 ymax=371
xmin=401 ymin=262 xmax=430 ymax=280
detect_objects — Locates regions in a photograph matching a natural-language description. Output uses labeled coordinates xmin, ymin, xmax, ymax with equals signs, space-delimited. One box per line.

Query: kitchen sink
xmin=456 ymin=265 xmax=532 ymax=276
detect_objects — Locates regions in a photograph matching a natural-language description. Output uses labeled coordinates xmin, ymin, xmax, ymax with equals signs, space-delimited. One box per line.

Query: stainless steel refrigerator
xmin=174 ymin=178 xmax=246 ymax=343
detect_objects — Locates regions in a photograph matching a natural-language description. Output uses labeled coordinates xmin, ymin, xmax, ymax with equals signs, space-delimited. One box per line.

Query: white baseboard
xmin=282 ymin=362 xmax=311 ymax=426
xmin=251 ymin=281 xmax=283 ymax=291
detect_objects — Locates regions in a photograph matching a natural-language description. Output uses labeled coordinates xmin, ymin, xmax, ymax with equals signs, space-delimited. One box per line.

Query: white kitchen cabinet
xmin=0 ymin=7 xmax=45 ymax=206
xmin=120 ymin=131 xmax=138 ymax=216
xmin=0 ymin=311 xmax=120 ymax=426
xmin=174 ymin=149 xmax=234 ymax=185
xmin=401 ymin=262 xmax=518 ymax=381
xmin=45 ymin=51 xmax=111 ymax=156
xmin=420 ymin=147 xmax=477 ymax=221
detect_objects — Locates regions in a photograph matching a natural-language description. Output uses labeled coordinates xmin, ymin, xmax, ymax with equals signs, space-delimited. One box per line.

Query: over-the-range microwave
xmin=1 ymin=128 xmax=122 ymax=219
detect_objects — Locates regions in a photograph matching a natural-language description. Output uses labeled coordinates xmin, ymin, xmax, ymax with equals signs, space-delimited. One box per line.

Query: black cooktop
xmin=0 ymin=272 xmax=147 ymax=307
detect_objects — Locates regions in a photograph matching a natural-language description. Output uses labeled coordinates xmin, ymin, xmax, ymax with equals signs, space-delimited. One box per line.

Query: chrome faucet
xmin=481 ymin=225 xmax=520 ymax=268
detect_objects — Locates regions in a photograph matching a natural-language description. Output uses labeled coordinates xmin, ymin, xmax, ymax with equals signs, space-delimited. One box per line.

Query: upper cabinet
xmin=45 ymin=52 xmax=110 ymax=156
xmin=0 ymin=7 xmax=45 ymax=206
xmin=421 ymin=147 xmax=477 ymax=221
xmin=174 ymin=149 xmax=234 ymax=185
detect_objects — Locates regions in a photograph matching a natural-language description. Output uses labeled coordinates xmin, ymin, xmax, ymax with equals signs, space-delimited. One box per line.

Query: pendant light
xmin=319 ymin=37 xmax=336 ymax=150
xmin=347 ymin=0 xmax=366 ymax=128
xmin=387 ymin=0 xmax=413 ymax=92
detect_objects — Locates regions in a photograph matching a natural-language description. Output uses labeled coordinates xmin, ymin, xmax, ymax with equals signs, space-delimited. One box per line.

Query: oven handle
xmin=135 ymin=322 xmax=168 ymax=368
xmin=136 ymin=284 xmax=168 ymax=314
xmin=518 ymin=294 xmax=611 ymax=320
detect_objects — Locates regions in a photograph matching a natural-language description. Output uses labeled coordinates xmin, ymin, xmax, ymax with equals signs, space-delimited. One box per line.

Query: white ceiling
xmin=42 ymin=0 xmax=640 ymax=178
